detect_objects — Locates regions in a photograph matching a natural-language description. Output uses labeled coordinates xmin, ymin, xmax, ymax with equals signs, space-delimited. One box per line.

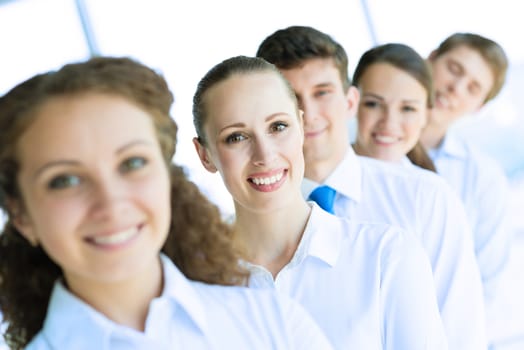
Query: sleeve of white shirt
xmin=381 ymin=230 xmax=448 ymax=350
xmin=416 ymin=179 xmax=487 ymax=350
xmin=473 ymin=156 xmax=512 ymax=302
xmin=278 ymin=295 xmax=334 ymax=350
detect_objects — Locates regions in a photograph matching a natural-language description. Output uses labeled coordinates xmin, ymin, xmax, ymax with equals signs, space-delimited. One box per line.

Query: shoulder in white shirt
xmin=430 ymin=134 xmax=512 ymax=302
xmin=26 ymin=255 xmax=332 ymax=350
xmin=249 ymin=203 xmax=448 ymax=350
xmin=302 ymin=148 xmax=487 ymax=350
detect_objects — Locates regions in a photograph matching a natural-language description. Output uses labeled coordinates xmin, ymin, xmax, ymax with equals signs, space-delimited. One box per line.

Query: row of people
xmin=196 ymin=26 xmax=511 ymax=349
xmin=0 ymin=25 xmax=511 ymax=349
xmin=253 ymin=26 xmax=510 ymax=349
xmin=352 ymin=34 xmax=510 ymax=305
xmin=0 ymin=57 xmax=332 ymax=350
xmin=192 ymin=54 xmax=446 ymax=349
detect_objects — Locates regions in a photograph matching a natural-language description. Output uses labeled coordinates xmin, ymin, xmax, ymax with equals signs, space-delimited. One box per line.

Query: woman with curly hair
xmin=0 ymin=56 xmax=332 ymax=350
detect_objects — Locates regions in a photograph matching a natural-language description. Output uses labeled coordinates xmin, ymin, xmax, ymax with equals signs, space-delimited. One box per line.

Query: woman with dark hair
xmin=193 ymin=55 xmax=447 ymax=349
xmin=352 ymin=43 xmax=436 ymax=171
xmin=0 ymin=56 xmax=332 ymax=349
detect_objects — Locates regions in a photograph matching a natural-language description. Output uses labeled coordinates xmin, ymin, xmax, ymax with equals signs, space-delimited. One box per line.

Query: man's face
xmin=429 ymin=45 xmax=494 ymax=127
xmin=279 ymin=58 xmax=358 ymax=178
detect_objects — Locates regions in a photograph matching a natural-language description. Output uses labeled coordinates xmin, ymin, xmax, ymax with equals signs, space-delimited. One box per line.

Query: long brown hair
xmin=0 ymin=57 xmax=248 ymax=349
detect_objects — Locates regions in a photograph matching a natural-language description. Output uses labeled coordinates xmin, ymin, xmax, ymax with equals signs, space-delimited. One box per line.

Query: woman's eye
xmin=48 ymin=175 xmax=81 ymax=190
xmin=270 ymin=121 xmax=288 ymax=133
xmin=120 ymin=157 xmax=147 ymax=173
xmin=363 ymin=100 xmax=379 ymax=108
xmin=225 ymin=133 xmax=246 ymax=144
xmin=402 ymin=105 xmax=417 ymax=113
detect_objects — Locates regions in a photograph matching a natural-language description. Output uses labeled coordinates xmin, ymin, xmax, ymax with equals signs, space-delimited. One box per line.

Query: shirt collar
xmin=247 ymin=202 xmax=345 ymax=282
xmin=40 ymin=254 xmax=208 ymax=349
xmin=431 ymin=134 xmax=468 ymax=159
xmin=302 ymin=148 xmax=362 ymax=203
xmin=158 ymin=254 xmax=208 ymax=334
xmin=401 ymin=156 xmax=414 ymax=168
xmin=303 ymin=203 xmax=346 ymax=267
xmin=41 ymin=278 xmax=113 ymax=348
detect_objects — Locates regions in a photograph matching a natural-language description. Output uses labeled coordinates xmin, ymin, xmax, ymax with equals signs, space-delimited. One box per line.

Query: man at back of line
xmin=256 ymin=26 xmax=486 ymax=350
xmin=420 ymin=32 xmax=512 ymax=345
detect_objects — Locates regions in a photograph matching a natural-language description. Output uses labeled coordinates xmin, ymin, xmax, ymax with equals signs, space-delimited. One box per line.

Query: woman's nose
xmin=89 ymin=175 xmax=129 ymax=220
xmin=252 ymin=136 xmax=277 ymax=167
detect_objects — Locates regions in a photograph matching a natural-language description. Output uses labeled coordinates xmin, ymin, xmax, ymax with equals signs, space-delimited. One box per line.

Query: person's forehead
xmin=439 ymin=46 xmax=492 ymax=76
xmin=211 ymin=71 xmax=290 ymax=99
xmin=281 ymin=58 xmax=343 ymax=88
xmin=205 ymin=72 xmax=295 ymax=118
xmin=440 ymin=45 xmax=486 ymax=66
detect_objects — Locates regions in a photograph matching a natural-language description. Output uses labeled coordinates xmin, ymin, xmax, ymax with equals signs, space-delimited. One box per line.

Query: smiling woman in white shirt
xmin=0 ymin=57 xmax=333 ymax=350
xmin=192 ymin=55 xmax=447 ymax=349
xmin=352 ymin=41 xmax=510 ymax=318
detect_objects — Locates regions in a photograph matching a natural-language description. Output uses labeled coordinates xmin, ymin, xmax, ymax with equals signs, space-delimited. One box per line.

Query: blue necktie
xmin=308 ymin=185 xmax=337 ymax=214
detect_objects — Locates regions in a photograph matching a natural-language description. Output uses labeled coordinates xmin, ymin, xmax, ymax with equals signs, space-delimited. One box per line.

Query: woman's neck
xmin=65 ymin=255 xmax=164 ymax=331
xmin=353 ymin=142 xmax=404 ymax=164
xmin=235 ymin=197 xmax=311 ymax=278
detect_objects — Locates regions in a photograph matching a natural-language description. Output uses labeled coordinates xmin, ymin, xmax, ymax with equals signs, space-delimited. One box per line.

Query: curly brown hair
xmin=0 ymin=56 xmax=248 ymax=349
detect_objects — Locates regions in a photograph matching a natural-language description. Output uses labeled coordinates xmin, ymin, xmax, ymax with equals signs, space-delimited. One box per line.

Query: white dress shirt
xmin=26 ymin=255 xmax=333 ymax=350
xmin=302 ymin=148 xmax=486 ymax=350
xmin=249 ymin=203 xmax=448 ymax=350
xmin=428 ymin=134 xmax=512 ymax=303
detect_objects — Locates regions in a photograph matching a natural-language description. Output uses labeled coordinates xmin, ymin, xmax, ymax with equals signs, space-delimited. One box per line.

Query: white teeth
xmin=251 ymin=172 xmax=283 ymax=186
xmin=374 ymin=135 xmax=398 ymax=144
xmin=91 ymin=227 xmax=137 ymax=245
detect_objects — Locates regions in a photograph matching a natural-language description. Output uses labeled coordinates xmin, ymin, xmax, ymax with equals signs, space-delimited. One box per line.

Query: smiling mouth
xmin=249 ymin=171 xmax=284 ymax=186
xmin=87 ymin=225 xmax=142 ymax=247
xmin=373 ymin=134 xmax=399 ymax=144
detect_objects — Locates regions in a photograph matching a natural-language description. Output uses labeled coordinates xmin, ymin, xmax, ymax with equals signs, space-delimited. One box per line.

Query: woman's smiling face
xmin=14 ymin=92 xmax=171 ymax=290
xmin=356 ymin=62 xmax=428 ymax=162
xmin=195 ymin=71 xmax=305 ymax=213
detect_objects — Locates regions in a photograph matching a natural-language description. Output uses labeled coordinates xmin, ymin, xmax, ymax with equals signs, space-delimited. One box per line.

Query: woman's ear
xmin=7 ymin=199 xmax=38 ymax=246
xmin=193 ymin=137 xmax=218 ymax=173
